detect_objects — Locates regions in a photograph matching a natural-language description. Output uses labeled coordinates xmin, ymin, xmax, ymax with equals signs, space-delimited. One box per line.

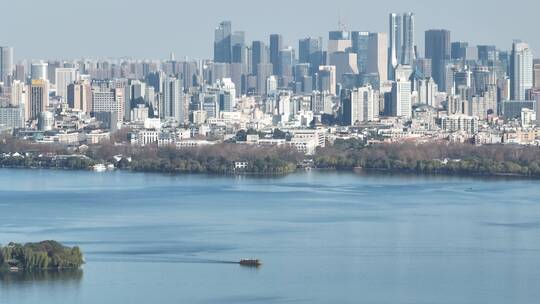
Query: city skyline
xmin=1 ymin=0 xmax=539 ymax=143
xmin=0 ymin=0 xmax=538 ymax=60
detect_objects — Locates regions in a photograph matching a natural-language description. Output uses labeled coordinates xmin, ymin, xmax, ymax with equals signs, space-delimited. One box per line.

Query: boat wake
xmin=88 ymin=256 xmax=240 ymax=265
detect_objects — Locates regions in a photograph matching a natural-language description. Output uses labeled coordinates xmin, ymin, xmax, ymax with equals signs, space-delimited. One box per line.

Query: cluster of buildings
xmin=1 ymin=13 xmax=540 ymax=154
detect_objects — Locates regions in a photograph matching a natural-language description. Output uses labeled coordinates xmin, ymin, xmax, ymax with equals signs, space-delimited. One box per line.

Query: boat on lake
xmin=92 ymin=164 xmax=107 ymax=172
xmin=239 ymin=259 xmax=262 ymax=267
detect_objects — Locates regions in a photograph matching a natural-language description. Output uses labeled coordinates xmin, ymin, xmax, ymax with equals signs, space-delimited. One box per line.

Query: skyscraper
xmin=342 ymin=85 xmax=376 ymax=126
xmin=415 ymin=58 xmax=432 ymax=79
xmin=534 ymin=63 xmax=540 ymax=90
xmin=351 ymin=31 xmax=370 ymax=73
xmin=14 ymin=64 xmax=25 ymax=82
xmin=328 ymin=30 xmax=351 ymax=54
xmin=401 ymin=13 xmax=415 ymax=65
xmin=31 ymin=61 xmax=48 ymax=80
xmin=231 ymin=31 xmax=246 ymax=64
xmin=55 ymin=68 xmax=78 ymax=100
xmin=91 ymin=87 xmax=124 ymax=124
xmin=214 ymin=21 xmax=232 ymax=63
xmin=425 ymin=29 xmax=451 ymax=91
xmin=161 ymin=76 xmax=186 ymax=123
xmin=328 ymin=52 xmax=358 ymax=85
xmin=367 ymin=33 xmax=388 ymax=82
xmin=67 ymin=80 xmax=92 ymax=113
xmin=279 ymin=47 xmax=295 ymax=80
xmin=251 ymin=41 xmax=269 ymax=75
xmin=256 ymin=63 xmax=273 ymax=95
xmin=391 ymin=65 xmax=413 ymax=118
xmin=510 ymin=41 xmax=533 ymax=100
xmin=388 ymin=13 xmax=402 ymax=79
xmin=0 ymin=46 xmax=14 ymax=84
xmin=318 ymin=65 xmax=337 ymax=95
xmin=477 ymin=45 xmax=498 ymax=63
xmin=299 ymin=37 xmax=323 ymax=73
xmin=299 ymin=38 xmax=320 ymax=63
xmin=451 ymin=42 xmax=469 ymax=60
xmin=270 ymin=34 xmax=283 ymax=75
xmin=29 ymin=79 xmax=49 ymax=120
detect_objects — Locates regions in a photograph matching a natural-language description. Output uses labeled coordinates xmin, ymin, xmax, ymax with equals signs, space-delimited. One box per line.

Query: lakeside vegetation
xmin=126 ymin=144 xmax=301 ymax=174
xmin=315 ymin=139 xmax=540 ymax=177
xmin=0 ymin=241 xmax=84 ymax=271
xmin=2 ymin=133 xmax=540 ymax=178
xmin=0 ymin=132 xmax=303 ymax=174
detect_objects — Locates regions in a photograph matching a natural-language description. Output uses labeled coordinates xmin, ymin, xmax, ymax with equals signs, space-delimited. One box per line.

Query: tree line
xmin=315 ymin=139 xmax=540 ymax=177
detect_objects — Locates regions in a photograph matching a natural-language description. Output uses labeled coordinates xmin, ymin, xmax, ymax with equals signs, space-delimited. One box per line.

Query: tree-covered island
xmin=0 ymin=241 xmax=84 ymax=271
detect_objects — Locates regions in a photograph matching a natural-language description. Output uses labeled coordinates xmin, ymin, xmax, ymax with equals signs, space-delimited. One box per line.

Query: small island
xmin=0 ymin=241 xmax=84 ymax=272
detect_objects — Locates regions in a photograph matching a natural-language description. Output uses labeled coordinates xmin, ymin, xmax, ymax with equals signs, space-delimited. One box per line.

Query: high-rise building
xmin=231 ymin=31 xmax=245 ymax=48
xmin=216 ymin=78 xmax=236 ymax=112
xmin=477 ymin=45 xmax=498 ymax=63
xmin=67 ymin=80 xmax=92 ymax=113
xmin=29 ymin=79 xmax=49 ymax=120
xmin=214 ymin=21 xmax=232 ymax=63
xmin=55 ymin=68 xmax=78 ymax=100
xmin=210 ymin=62 xmax=230 ymax=84
xmin=0 ymin=106 xmax=24 ymax=129
xmin=328 ymin=52 xmax=358 ymax=85
xmin=391 ymin=65 xmax=413 ymax=118
xmin=299 ymin=37 xmax=324 ymax=73
xmin=318 ymin=66 xmax=337 ymax=95
xmin=328 ymin=30 xmax=351 ymax=54
xmin=251 ymin=41 xmax=269 ymax=75
xmin=37 ymin=111 xmax=54 ymax=131
xmin=415 ymin=58 xmax=432 ymax=79
xmin=502 ymin=100 xmax=537 ymax=120
xmin=279 ymin=47 xmax=295 ymax=81
xmin=342 ymin=85 xmax=376 ymax=125
xmin=311 ymin=91 xmax=333 ymax=114
xmin=451 ymin=42 xmax=469 ymax=60
xmin=256 ymin=63 xmax=273 ymax=95
xmin=388 ymin=13 xmax=402 ymax=79
xmin=270 ymin=34 xmax=283 ymax=75
xmin=367 ymin=33 xmax=388 ymax=82
xmin=31 ymin=61 xmax=48 ymax=80
xmin=417 ymin=77 xmax=438 ymax=106
xmin=510 ymin=40 xmax=533 ymax=100
xmin=161 ymin=76 xmax=187 ymax=124
xmin=232 ymin=44 xmax=247 ymax=65
xmin=0 ymin=46 xmax=14 ymax=84
xmin=266 ymin=75 xmax=278 ymax=95
xmin=231 ymin=31 xmax=246 ymax=64
xmin=534 ymin=63 xmax=540 ymax=90
xmin=203 ymin=94 xmax=219 ymax=119
xmin=125 ymin=80 xmax=147 ymax=120
xmin=14 ymin=64 xmax=25 ymax=82
xmin=425 ymin=29 xmax=451 ymax=91
xmin=401 ymin=13 xmax=415 ymax=65
xmin=92 ymin=87 xmax=124 ymax=124
xmin=48 ymin=61 xmax=61 ymax=84
xmin=351 ymin=31 xmax=370 ymax=73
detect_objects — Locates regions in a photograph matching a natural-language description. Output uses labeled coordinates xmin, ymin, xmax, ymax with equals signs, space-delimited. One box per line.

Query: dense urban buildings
xmin=1 ymin=13 xmax=539 ymax=151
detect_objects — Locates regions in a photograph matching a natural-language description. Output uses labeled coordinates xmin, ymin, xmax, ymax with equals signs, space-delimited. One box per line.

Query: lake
xmin=1 ymin=169 xmax=539 ymax=303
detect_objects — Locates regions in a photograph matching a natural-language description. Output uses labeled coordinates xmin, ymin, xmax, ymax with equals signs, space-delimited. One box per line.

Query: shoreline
xmin=1 ymin=164 xmax=539 ymax=181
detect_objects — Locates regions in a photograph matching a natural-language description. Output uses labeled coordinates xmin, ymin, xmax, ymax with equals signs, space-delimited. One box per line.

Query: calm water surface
xmin=0 ymin=169 xmax=539 ymax=304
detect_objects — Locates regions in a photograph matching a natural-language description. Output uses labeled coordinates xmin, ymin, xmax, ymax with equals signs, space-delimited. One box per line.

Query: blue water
xmin=0 ymin=169 xmax=539 ymax=304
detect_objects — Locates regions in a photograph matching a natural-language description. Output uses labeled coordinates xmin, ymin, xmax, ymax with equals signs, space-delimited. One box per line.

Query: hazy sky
xmin=0 ymin=0 xmax=537 ymax=61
